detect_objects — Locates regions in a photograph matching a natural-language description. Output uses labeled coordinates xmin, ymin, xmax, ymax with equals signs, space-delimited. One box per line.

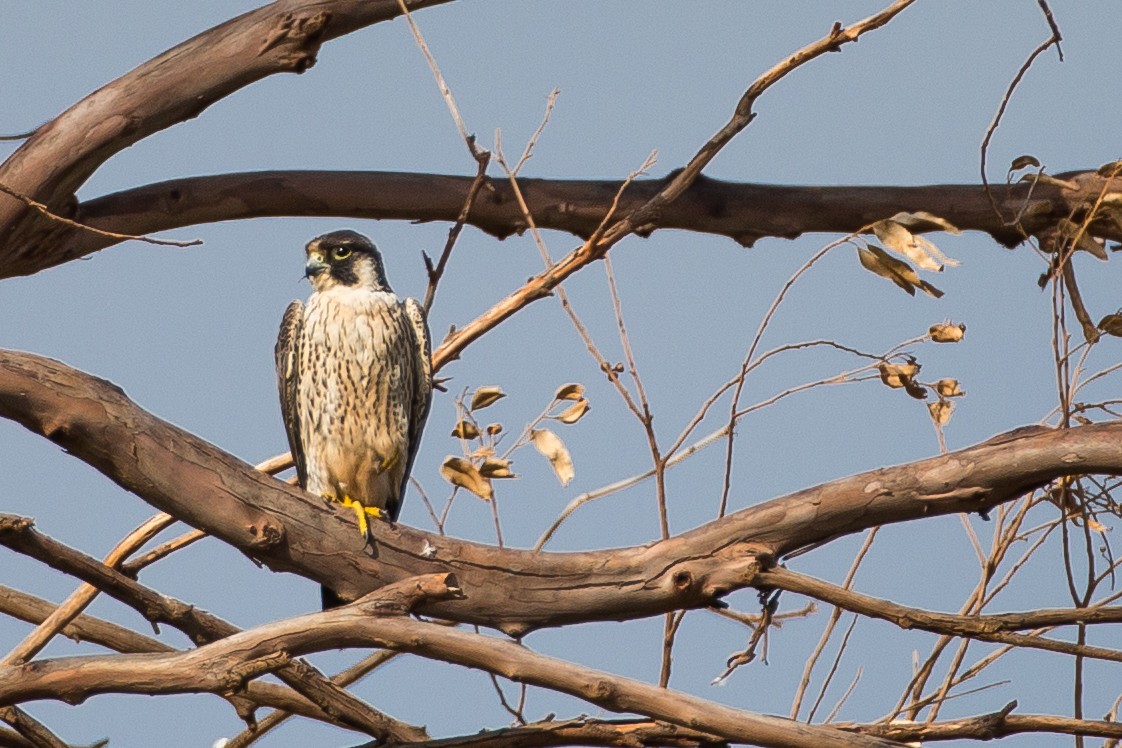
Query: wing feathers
xmin=276 ymin=300 xmax=308 ymax=489
xmin=400 ymin=297 xmax=433 ymax=513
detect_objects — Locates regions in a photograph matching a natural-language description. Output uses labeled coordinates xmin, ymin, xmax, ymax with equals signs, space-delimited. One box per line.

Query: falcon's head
xmin=304 ymin=230 xmax=392 ymax=293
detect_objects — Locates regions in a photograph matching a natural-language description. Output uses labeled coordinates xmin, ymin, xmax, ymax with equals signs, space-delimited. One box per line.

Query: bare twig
xmin=432 ymin=0 xmax=918 ymax=371
xmin=979 ymin=1 xmax=1063 ymax=223
xmin=0 ymin=182 xmax=201 ymax=247
xmin=792 ymin=527 xmax=879 ymax=720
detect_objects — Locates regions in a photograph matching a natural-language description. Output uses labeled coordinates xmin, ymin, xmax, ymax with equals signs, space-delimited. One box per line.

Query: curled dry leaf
xmin=904 ymin=382 xmax=928 ymax=400
xmin=451 ymin=420 xmax=480 ymax=440
xmin=934 ymin=378 xmax=965 ymax=397
xmin=928 ymin=399 xmax=954 ymax=426
xmin=1027 ymin=173 xmax=1080 ymax=190
xmin=485 ymin=422 xmax=503 ymax=436
xmin=929 ymin=322 xmax=966 ymax=343
xmin=479 ymin=457 xmax=516 ymax=479
xmin=888 ymin=211 xmax=962 ymax=236
xmin=1008 ymin=154 xmax=1041 ymax=176
xmin=530 ymin=428 xmax=574 ymax=487
xmin=877 ymin=360 xmax=920 ymax=389
xmin=871 ymin=219 xmax=959 ymax=272
xmin=856 ymin=246 xmax=944 ymax=298
xmin=1097 ymin=160 xmax=1122 ymax=177
xmin=439 ymin=456 xmax=493 ymax=500
xmin=554 ymin=383 xmax=585 ymax=401
xmin=1055 ymin=218 xmax=1108 ymax=260
xmin=556 ymin=398 xmax=590 ymax=424
xmin=1098 ymin=313 xmax=1122 ymax=337
xmin=470 ymin=386 xmax=506 ymax=411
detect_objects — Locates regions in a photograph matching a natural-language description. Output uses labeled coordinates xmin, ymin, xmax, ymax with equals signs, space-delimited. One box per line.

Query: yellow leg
xmin=378 ymin=450 xmax=401 ymax=475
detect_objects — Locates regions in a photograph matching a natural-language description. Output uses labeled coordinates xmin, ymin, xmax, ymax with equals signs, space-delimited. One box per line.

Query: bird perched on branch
xmin=275 ymin=230 xmax=432 ymax=606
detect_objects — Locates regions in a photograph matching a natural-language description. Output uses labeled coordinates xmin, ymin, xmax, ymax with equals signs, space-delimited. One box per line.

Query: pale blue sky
xmin=2 ymin=3 xmax=1120 ymax=746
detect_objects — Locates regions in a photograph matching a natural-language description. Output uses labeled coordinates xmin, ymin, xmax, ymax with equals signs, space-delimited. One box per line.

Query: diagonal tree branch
xmin=0 ymin=0 xmax=452 ymax=275
xmin=0 ymin=514 xmax=425 ymax=741
xmin=4 ymin=349 xmax=1122 ymax=637
xmin=843 ymin=701 xmax=1122 ymax=743
xmin=0 ymin=585 xmax=360 ymax=730
xmin=757 ymin=567 xmax=1122 ymax=662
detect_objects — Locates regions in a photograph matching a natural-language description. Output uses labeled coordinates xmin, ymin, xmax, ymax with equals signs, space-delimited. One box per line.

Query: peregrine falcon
xmin=275 ymin=230 xmax=432 ymax=552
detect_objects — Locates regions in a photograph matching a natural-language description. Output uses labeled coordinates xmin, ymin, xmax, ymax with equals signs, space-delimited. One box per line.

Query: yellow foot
xmin=338 ymin=495 xmax=385 ymax=540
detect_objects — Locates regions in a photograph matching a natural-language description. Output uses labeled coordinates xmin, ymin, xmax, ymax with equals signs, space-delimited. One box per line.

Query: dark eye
xmin=331 ymin=246 xmax=352 ymax=261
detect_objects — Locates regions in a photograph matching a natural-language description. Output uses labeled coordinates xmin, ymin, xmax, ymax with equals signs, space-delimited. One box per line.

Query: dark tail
xmin=321 ymin=585 xmax=346 ymax=610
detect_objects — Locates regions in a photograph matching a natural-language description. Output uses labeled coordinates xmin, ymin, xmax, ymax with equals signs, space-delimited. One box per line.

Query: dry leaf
xmin=934 ymin=378 xmax=965 ymax=397
xmin=1027 ymin=173 xmax=1079 ymax=190
xmin=929 ymin=322 xmax=966 ymax=343
xmin=904 ymin=381 xmax=929 ymax=400
xmin=554 ymin=383 xmax=585 ymax=401
xmin=451 ymin=420 xmax=480 ymax=439
xmin=556 ymin=398 xmax=590 ymax=424
xmin=479 ymin=457 xmax=516 ymax=479
xmin=1097 ymin=160 xmax=1122 ymax=177
xmin=439 ymin=456 xmax=493 ymax=500
xmin=1088 ymin=517 xmax=1109 ymax=533
xmin=531 ymin=428 xmax=574 ymax=486
xmin=878 ymin=360 xmax=920 ymax=389
xmin=872 ymin=219 xmax=959 ymax=271
xmin=928 ymin=400 xmax=954 ymax=425
xmin=1056 ymin=218 xmax=1108 ymax=260
xmin=470 ymin=386 xmax=506 ymax=410
xmin=1098 ymin=313 xmax=1122 ymax=337
xmin=888 ymin=211 xmax=962 ymax=235
xmin=1008 ymin=154 xmax=1041 ymax=174
xmin=857 ymin=246 xmax=944 ymax=298
xmin=485 ymin=423 xmax=503 ymax=436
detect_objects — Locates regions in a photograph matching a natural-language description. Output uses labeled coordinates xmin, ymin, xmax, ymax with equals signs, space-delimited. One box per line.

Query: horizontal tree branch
xmin=4 ymin=350 xmax=1122 ymax=637
xmin=3 ymin=168 xmax=1118 ymax=280
xmin=0 ymin=585 xmax=900 ymax=748
xmin=380 ymin=718 xmax=728 ymax=748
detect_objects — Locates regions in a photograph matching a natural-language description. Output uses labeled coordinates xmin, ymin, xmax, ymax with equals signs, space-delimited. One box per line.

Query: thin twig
xmin=792 ymin=527 xmax=879 ymax=720
xmin=807 ymin=614 xmax=860 ymax=722
xmin=979 ymin=2 xmax=1063 ymax=224
xmin=0 ymin=181 xmax=201 ymax=247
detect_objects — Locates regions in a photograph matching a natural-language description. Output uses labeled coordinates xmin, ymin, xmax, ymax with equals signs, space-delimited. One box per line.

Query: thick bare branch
xmin=0 ymin=585 xmax=363 ymax=729
xmin=0 ymin=601 xmax=900 ymax=748
xmin=380 ymin=718 xmax=727 ymax=748
xmin=9 ymin=168 xmax=1111 ymax=282
xmin=4 ymin=350 xmax=1122 ymax=637
xmin=0 ymin=0 xmax=451 ymax=276
xmin=0 ymin=515 xmax=426 ymax=742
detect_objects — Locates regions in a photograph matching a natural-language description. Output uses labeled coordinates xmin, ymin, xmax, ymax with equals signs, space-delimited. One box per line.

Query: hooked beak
xmin=304 ymin=249 xmax=329 ymax=279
